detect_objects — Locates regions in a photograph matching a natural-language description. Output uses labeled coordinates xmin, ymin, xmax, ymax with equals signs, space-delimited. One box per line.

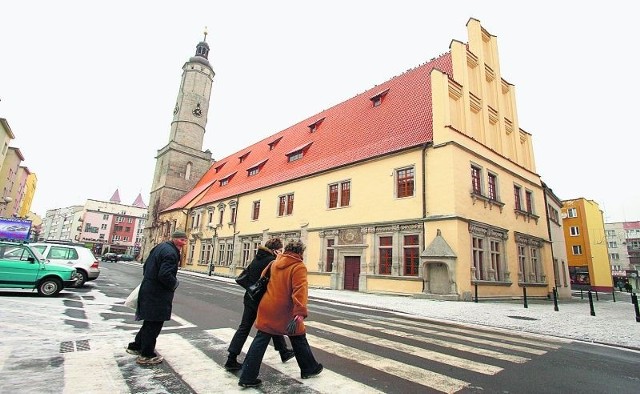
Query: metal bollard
xmin=595 ymin=290 xmax=599 ymax=301
xmin=632 ymin=293 xmax=640 ymax=323
xmin=588 ymin=290 xmax=595 ymax=316
xmin=612 ymin=287 xmax=616 ymax=303
xmin=553 ymin=287 xmax=559 ymax=312
xmin=580 ymin=289 xmax=584 ymax=300
xmin=474 ymin=282 xmax=478 ymax=303
xmin=523 ymin=286 xmax=528 ymax=308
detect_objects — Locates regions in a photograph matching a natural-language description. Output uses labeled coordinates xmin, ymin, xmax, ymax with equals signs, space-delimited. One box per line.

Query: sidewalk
xmin=178 ymin=268 xmax=640 ymax=351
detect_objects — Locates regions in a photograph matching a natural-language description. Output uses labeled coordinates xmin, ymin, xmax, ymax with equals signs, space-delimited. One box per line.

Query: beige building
xmin=18 ymin=172 xmax=37 ymax=217
xmin=0 ymin=118 xmax=15 ymax=177
xmin=0 ymin=147 xmax=24 ymax=217
xmin=150 ymin=19 xmax=557 ymax=300
xmin=542 ymin=182 xmax=571 ymax=299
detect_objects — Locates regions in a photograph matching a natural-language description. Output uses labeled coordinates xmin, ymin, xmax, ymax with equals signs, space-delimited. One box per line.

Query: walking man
xmin=127 ymin=230 xmax=187 ymax=365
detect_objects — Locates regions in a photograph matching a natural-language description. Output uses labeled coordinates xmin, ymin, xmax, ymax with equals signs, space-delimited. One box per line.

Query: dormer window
xmin=247 ymin=159 xmax=268 ymax=177
xmin=238 ymin=151 xmax=250 ymax=163
xmin=370 ymin=88 xmax=389 ymax=107
xmin=286 ymin=142 xmax=312 ymax=163
xmin=268 ymin=137 xmax=283 ymax=151
xmin=214 ymin=162 xmax=226 ymax=173
xmin=308 ymin=117 xmax=325 ymax=133
xmin=219 ymin=172 xmax=237 ymax=186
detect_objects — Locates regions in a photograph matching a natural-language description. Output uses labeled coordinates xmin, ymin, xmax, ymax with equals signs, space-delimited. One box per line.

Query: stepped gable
xmin=164 ymin=52 xmax=453 ymax=212
xmin=109 ymin=189 xmax=121 ymax=203
xmin=131 ymin=193 xmax=147 ymax=209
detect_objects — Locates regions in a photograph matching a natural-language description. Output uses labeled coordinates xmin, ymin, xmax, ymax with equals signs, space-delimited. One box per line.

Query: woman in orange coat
xmin=238 ymin=240 xmax=323 ymax=388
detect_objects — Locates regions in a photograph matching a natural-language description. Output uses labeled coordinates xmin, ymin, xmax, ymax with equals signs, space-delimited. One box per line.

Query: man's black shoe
xmin=301 ymin=363 xmax=323 ymax=379
xmin=224 ymin=359 xmax=243 ymax=371
xmin=280 ymin=349 xmax=295 ymax=363
xmin=238 ymin=379 xmax=262 ymax=388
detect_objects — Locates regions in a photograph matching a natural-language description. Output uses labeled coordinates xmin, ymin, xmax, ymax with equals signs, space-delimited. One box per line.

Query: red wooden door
xmin=343 ymin=256 xmax=360 ymax=291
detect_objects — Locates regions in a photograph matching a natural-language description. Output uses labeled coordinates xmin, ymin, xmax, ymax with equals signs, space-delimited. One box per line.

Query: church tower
xmin=144 ymin=31 xmax=214 ymax=254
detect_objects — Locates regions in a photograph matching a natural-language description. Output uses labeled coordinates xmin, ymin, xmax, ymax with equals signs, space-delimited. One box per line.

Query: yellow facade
xmin=18 ymin=172 xmax=37 ymax=217
xmin=562 ymin=198 xmax=612 ymax=291
xmin=157 ymin=19 xmax=557 ymax=300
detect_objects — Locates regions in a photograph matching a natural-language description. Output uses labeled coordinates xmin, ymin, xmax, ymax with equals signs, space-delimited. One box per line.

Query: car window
xmin=32 ymin=245 xmax=46 ymax=254
xmin=0 ymin=245 xmax=34 ymax=261
xmin=48 ymin=246 xmax=77 ymax=260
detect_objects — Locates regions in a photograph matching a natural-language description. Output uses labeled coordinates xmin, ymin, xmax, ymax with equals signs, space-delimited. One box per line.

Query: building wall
xmin=157 ymin=20 xmax=557 ymax=300
xmin=562 ymin=198 xmax=612 ymax=291
xmin=0 ymin=147 xmax=23 ymax=217
xmin=19 ymin=172 xmax=36 ymax=217
xmin=0 ymin=118 xmax=15 ymax=177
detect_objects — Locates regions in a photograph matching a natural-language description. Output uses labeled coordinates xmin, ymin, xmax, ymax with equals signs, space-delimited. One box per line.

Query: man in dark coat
xmin=225 ymin=238 xmax=294 ymax=371
xmin=126 ymin=230 xmax=187 ymax=365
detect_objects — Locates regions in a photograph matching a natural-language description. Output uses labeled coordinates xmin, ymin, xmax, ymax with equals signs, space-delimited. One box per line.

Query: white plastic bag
xmin=124 ymin=284 xmax=140 ymax=309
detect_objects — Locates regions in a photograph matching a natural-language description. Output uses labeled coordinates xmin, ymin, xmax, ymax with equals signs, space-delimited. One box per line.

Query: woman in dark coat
xmin=238 ymin=240 xmax=322 ymax=388
xmin=127 ymin=230 xmax=187 ymax=365
xmin=225 ymin=238 xmax=294 ymax=371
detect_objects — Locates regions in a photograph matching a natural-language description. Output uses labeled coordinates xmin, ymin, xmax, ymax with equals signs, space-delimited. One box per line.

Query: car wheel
xmin=74 ymin=270 xmax=88 ymax=287
xmin=37 ymin=278 xmax=62 ymax=296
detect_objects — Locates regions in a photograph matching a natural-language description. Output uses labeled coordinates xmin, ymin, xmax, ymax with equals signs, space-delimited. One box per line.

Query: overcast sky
xmin=1 ymin=1 xmax=637 ymax=222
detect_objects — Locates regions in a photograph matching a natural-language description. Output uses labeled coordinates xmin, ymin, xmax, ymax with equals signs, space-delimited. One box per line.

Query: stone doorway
xmin=343 ymin=256 xmax=360 ymax=291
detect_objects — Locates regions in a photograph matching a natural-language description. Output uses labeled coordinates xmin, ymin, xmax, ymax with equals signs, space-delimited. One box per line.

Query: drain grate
xmin=60 ymin=340 xmax=91 ymax=353
xmin=507 ymin=315 xmax=538 ymax=321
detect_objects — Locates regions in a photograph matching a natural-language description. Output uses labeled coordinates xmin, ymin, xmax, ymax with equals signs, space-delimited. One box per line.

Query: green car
xmin=0 ymin=240 xmax=78 ymax=296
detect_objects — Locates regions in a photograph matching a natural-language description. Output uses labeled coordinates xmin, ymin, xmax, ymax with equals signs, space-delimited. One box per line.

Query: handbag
xmin=124 ymin=284 xmax=140 ymax=309
xmin=235 ymin=267 xmax=252 ymax=289
xmin=247 ymin=263 xmax=272 ymax=302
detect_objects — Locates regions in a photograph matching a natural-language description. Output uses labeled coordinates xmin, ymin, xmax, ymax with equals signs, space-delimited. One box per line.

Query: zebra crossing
xmin=0 ymin=311 xmax=570 ymax=394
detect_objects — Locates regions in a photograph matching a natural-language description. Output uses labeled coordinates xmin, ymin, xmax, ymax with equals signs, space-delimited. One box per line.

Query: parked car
xmin=0 ymin=241 xmax=78 ymax=296
xmin=101 ymin=253 xmax=117 ymax=262
xmin=30 ymin=241 xmax=100 ymax=287
xmin=116 ymin=254 xmax=135 ymax=261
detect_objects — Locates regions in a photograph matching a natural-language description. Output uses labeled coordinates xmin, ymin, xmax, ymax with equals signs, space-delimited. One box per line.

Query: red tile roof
xmin=164 ymin=53 xmax=453 ymax=212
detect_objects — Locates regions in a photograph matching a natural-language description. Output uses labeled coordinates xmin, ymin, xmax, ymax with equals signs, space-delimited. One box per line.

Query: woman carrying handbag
xmin=238 ymin=240 xmax=323 ymax=388
xmin=225 ymin=238 xmax=294 ymax=371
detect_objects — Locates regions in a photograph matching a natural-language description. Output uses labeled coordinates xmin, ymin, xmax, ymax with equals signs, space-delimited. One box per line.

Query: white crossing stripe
xmin=303 ymin=327 xmax=469 ymax=393
xmin=384 ymin=317 xmax=567 ymax=347
xmin=207 ymin=328 xmax=385 ymax=394
xmin=63 ymin=344 xmax=129 ymax=394
xmin=336 ymin=319 xmax=529 ymax=363
xmin=155 ymin=333 xmax=251 ymax=393
xmin=0 ymin=346 xmax=10 ymax=372
xmin=370 ymin=318 xmax=552 ymax=355
xmin=306 ymin=321 xmax=502 ymax=375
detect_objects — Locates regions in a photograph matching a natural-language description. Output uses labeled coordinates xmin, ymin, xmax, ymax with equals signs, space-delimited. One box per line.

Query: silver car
xmin=30 ymin=242 xmax=100 ymax=287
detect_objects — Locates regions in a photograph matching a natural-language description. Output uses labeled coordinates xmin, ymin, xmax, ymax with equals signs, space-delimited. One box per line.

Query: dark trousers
xmin=129 ymin=320 xmax=164 ymax=357
xmin=228 ymin=300 xmax=288 ymax=357
xmin=239 ymin=330 xmax=319 ymax=383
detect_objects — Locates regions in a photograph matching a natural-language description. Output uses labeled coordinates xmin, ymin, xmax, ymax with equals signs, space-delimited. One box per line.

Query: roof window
xmin=219 ymin=172 xmax=237 ymax=186
xmin=247 ymin=159 xmax=268 ymax=177
xmin=370 ymin=88 xmax=389 ymax=107
xmin=308 ymin=117 xmax=325 ymax=133
xmin=239 ymin=151 xmax=250 ymax=163
xmin=268 ymin=137 xmax=283 ymax=151
xmin=214 ymin=162 xmax=226 ymax=173
xmin=286 ymin=142 xmax=312 ymax=163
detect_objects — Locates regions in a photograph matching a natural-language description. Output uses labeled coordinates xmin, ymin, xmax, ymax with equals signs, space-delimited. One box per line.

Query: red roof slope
xmin=166 ymin=53 xmax=453 ymax=212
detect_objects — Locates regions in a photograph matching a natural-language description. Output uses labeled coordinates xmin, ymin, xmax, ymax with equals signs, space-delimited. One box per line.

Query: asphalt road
xmin=1 ymin=261 xmax=638 ymax=393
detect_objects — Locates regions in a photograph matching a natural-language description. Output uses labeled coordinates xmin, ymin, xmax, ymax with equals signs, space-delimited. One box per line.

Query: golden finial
xmin=203 ymin=26 xmax=208 ymax=42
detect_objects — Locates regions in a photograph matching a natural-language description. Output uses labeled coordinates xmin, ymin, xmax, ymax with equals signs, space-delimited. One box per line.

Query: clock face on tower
xmin=173 ymin=103 xmax=179 ymax=116
xmin=192 ymin=103 xmax=202 ymax=117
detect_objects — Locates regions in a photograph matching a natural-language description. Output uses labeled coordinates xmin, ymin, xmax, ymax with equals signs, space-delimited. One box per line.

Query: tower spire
xmin=203 ymin=26 xmax=208 ymax=42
